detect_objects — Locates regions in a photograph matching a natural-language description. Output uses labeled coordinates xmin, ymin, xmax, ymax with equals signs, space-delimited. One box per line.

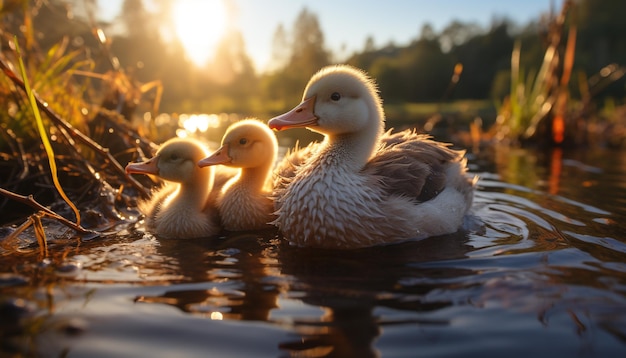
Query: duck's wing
xmin=139 ymin=184 xmax=176 ymax=227
xmin=363 ymin=129 xmax=466 ymax=202
xmin=272 ymin=141 xmax=320 ymax=192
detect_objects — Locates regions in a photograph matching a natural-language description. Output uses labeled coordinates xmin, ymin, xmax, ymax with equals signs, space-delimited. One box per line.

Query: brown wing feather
xmin=362 ymin=129 xmax=465 ymax=202
xmin=272 ymin=141 xmax=320 ymax=193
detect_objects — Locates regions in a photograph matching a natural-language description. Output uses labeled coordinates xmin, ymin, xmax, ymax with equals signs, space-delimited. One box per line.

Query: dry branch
xmin=0 ymin=187 xmax=94 ymax=234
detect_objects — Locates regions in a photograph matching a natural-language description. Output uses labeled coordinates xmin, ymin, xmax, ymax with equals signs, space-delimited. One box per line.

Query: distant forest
xmin=4 ymin=0 xmax=625 ymax=117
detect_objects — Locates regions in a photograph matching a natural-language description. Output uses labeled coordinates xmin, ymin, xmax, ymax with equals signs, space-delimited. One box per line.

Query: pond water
xmin=1 ymin=144 xmax=625 ymax=357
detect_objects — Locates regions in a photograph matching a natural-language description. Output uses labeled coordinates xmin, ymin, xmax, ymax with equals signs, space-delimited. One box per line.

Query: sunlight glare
xmin=210 ymin=311 xmax=223 ymax=320
xmin=172 ymin=0 xmax=228 ymax=66
xmin=177 ymin=114 xmax=222 ymax=138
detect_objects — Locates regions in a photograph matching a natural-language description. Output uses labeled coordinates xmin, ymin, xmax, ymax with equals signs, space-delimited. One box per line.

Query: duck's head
xmin=268 ymin=65 xmax=385 ymax=138
xmin=126 ymin=138 xmax=210 ymax=184
xmin=198 ymin=119 xmax=277 ymax=170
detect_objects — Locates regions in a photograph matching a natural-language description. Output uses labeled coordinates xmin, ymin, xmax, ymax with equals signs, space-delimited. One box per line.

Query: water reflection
xmin=276 ymin=233 xmax=472 ymax=357
xmin=118 ymin=228 xmax=474 ymax=357
xmin=134 ymin=231 xmax=283 ymax=322
xmin=2 ymin=146 xmax=626 ymax=356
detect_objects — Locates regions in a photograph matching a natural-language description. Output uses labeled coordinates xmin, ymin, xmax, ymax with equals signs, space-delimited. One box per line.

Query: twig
xmin=0 ymin=187 xmax=94 ymax=234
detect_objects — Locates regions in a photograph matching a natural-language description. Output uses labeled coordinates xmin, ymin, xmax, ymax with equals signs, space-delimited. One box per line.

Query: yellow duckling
xmin=198 ymin=119 xmax=278 ymax=231
xmin=125 ymin=138 xmax=219 ymax=238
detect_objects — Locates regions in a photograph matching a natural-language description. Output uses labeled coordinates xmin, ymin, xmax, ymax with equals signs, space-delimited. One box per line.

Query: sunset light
xmin=172 ymin=0 xmax=228 ymax=66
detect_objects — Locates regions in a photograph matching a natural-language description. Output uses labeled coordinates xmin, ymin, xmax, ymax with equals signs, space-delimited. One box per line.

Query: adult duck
xmin=198 ymin=119 xmax=277 ymax=231
xmin=125 ymin=138 xmax=219 ymax=238
xmin=268 ymin=65 xmax=475 ymax=249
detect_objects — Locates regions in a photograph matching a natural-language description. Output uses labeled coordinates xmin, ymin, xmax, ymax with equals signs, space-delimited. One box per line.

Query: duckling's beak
xmin=198 ymin=144 xmax=231 ymax=167
xmin=268 ymin=96 xmax=318 ymax=131
xmin=125 ymin=156 xmax=160 ymax=175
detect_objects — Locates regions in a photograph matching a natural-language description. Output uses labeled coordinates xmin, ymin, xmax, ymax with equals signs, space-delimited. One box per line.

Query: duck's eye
xmin=330 ymin=92 xmax=341 ymax=101
xmin=169 ymin=154 xmax=180 ymax=161
xmin=239 ymin=138 xmax=248 ymax=145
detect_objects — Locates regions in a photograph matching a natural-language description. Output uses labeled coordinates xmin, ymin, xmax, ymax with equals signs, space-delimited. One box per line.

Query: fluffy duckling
xmin=125 ymin=138 xmax=219 ymax=238
xmin=198 ymin=119 xmax=278 ymax=231
xmin=268 ymin=65 xmax=475 ymax=249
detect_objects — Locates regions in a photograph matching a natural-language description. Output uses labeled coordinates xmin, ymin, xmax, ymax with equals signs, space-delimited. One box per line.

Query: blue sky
xmin=99 ymin=0 xmax=562 ymax=71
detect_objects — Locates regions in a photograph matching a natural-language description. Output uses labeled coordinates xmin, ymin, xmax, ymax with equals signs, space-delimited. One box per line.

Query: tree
xmin=577 ymin=0 xmax=626 ymax=72
xmin=419 ymin=23 xmax=436 ymax=42
xmin=110 ymin=0 xmax=166 ymax=83
xmin=119 ymin=0 xmax=149 ymax=37
xmin=268 ymin=24 xmax=290 ymax=72
xmin=574 ymin=0 xmax=626 ymax=100
xmin=439 ymin=20 xmax=483 ymax=53
xmin=209 ymin=30 xmax=255 ymax=85
xmin=363 ymin=36 xmax=376 ymax=53
xmin=263 ymin=8 xmax=332 ymax=110
xmin=373 ymin=38 xmax=452 ymax=102
xmin=288 ymin=7 xmax=331 ymax=75
xmin=450 ymin=21 xmax=514 ymax=99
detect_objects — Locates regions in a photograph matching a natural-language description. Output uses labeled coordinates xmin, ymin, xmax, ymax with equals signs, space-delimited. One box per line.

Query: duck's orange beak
xmin=268 ymin=96 xmax=318 ymax=131
xmin=198 ymin=144 xmax=231 ymax=167
xmin=125 ymin=156 xmax=160 ymax=175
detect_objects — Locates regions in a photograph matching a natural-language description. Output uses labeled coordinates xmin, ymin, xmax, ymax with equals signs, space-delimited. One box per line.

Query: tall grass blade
xmin=14 ymin=37 xmax=82 ymax=226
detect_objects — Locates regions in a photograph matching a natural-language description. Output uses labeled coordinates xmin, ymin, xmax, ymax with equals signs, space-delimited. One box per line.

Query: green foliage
xmin=0 ymin=1 xmax=157 ymax=226
xmin=1 ymin=37 xmax=95 ymax=147
xmin=496 ymin=2 xmax=580 ymax=145
xmin=15 ymin=37 xmax=82 ymax=225
xmin=261 ymin=7 xmax=332 ymax=112
xmin=451 ymin=22 xmax=514 ymax=100
xmin=3 ymin=0 xmax=625 ymax=139
xmin=504 ymin=40 xmax=555 ymax=139
xmin=369 ymin=38 xmax=453 ymax=102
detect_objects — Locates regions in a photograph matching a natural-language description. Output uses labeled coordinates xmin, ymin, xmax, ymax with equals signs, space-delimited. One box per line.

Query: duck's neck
xmin=321 ymin=123 xmax=383 ymax=171
xmin=235 ymin=164 xmax=272 ymax=193
xmin=176 ymin=170 xmax=213 ymax=210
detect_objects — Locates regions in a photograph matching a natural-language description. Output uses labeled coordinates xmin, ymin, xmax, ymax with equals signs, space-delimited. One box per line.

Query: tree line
xmin=7 ymin=0 xmax=626 ymax=118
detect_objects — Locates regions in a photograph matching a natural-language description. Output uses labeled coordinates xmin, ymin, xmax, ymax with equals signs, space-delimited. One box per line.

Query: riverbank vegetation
xmin=0 ymin=0 xmax=624 ymax=252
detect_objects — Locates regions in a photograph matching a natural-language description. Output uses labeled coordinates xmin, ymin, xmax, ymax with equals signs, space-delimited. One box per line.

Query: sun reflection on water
xmin=176 ymin=114 xmax=222 ymax=138
xmin=210 ymin=311 xmax=224 ymax=320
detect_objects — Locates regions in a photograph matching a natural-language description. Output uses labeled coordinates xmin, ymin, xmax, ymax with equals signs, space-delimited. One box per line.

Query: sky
xmin=99 ymin=0 xmax=562 ymax=72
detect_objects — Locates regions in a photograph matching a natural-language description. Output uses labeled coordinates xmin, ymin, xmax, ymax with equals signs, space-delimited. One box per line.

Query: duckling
xmin=125 ymin=138 xmax=219 ymax=238
xmin=198 ymin=119 xmax=277 ymax=231
xmin=268 ymin=65 xmax=475 ymax=249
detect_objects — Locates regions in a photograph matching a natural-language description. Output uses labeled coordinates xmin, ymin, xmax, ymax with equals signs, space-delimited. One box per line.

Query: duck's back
xmin=273 ymin=130 xmax=474 ymax=249
xmin=365 ymin=130 xmax=471 ymax=203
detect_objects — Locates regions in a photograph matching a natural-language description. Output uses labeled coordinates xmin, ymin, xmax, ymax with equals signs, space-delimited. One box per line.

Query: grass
xmin=0 ymin=3 xmax=159 ymax=256
xmin=495 ymin=0 xmax=588 ymax=147
xmin=15 ymin=37 xmax=81 ymax=227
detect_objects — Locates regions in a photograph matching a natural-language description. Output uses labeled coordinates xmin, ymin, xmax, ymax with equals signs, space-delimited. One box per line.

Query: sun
xmin=172 ymin=0 xmax=228 ymax=66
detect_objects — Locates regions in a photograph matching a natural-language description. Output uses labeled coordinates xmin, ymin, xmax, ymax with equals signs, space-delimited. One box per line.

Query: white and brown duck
xmin=268 ymin=65 xmax=475 ymax=249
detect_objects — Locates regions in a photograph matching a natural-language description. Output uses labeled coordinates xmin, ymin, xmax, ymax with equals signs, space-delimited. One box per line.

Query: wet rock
xmin=0 ymin=298 xmax=37 ymax=334
xmin=58 ymin=317 xmax=88 ymax=336
xmin=55 ymin=261 xmax=83 ymax=278
xmin=0 ymin=273 xmax=28 ymax=288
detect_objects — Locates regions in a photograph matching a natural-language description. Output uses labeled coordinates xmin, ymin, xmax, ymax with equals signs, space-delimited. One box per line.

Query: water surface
xmin=1 ymin=145 xmax=625 ymax=357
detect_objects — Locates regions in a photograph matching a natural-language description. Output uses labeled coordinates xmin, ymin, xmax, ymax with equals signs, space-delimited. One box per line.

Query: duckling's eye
xmin=169 ymin=154 xmax=180 ymax=161
xmin=330 ymin=92 xmax=341 ymax=101
xmin=239 ymin=138 xmax=248 ymax=145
